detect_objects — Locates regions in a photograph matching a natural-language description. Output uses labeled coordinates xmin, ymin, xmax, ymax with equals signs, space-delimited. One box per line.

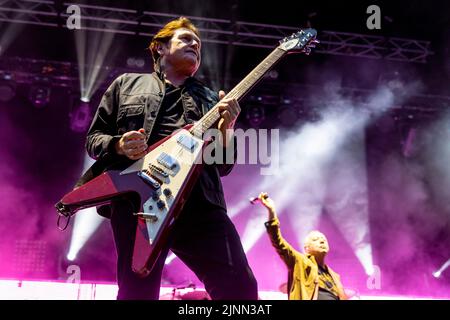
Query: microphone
xmin=249 ymin=193 xmax=268 ymax=205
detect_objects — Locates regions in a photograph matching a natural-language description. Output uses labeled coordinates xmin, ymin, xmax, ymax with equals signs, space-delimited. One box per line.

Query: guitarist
xmin=82 ymin=17 xmax=258 ymax=300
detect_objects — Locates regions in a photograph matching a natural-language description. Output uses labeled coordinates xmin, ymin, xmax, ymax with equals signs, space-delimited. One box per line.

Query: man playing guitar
xmin=84 ymin=17 xmax=258 ymax=300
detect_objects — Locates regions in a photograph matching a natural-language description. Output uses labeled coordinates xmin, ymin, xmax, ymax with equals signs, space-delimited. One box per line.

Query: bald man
xmin=257 ymin=192 xmax=347 ymax=300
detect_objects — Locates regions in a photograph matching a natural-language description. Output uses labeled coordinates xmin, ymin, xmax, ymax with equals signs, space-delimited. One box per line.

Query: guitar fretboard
xmin=191 ymin=47 xmax=286 ymax=138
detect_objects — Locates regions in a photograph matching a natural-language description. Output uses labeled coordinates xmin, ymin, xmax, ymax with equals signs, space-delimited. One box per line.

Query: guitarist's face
xmin=159 ymin=28 xmax=202 ymax=76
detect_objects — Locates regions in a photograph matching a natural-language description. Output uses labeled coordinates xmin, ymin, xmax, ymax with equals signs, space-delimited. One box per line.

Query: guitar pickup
xmin=177 ymin=134 xmax=198 ymax=152
xmin=137 ymin=171 xmax=161 ymax=189
xmin=157 ymin=152 xmax=178 ymax=171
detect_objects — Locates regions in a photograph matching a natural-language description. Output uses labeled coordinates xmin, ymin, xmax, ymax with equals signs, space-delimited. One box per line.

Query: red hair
xmin=149 ymin=17 xmax=200 ymax=64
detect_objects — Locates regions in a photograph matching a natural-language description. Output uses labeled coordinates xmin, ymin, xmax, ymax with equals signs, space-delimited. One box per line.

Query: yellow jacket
xmin=265 ymin=218 xmax=347 ymax=300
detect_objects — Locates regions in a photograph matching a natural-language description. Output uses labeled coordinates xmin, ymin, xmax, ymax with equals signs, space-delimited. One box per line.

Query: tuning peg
xmin=312 ymin=39 xmax=320 ymax=44
xmin=304 ymin=47 xmax=311 ymax=55
xmin=308 ymin=41 xmax=319 ymax=48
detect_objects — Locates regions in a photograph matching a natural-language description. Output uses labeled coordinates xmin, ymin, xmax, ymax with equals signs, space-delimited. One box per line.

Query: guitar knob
xmin=157 ymin=200 xmax=165 ymax=210
xmin=152 ymin=193 xmax=159 ymax=201
xmin=163 ymin=188 xmax=172 ymax=197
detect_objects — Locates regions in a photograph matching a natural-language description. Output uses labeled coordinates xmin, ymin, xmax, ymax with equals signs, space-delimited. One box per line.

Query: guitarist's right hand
xmin=115 ymin=128 xmax=148 ymax=160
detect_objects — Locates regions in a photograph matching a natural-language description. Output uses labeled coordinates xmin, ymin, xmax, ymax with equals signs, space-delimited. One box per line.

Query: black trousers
xmin=110 ymin=198 xmax=258 ymax=300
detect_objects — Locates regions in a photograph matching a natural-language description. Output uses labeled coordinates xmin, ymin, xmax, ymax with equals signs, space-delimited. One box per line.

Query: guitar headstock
xmin=279 ymin=28 xmax=319 ymax=55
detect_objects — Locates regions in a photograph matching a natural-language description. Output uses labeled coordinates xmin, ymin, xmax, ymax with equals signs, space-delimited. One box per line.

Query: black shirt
xmin=148 ymin=82 xmax=186 ymax=145
xmin=317 ymin=265 xmax=339 ymax=300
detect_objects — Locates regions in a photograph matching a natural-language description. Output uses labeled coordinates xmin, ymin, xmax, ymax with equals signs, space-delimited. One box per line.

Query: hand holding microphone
xmin=250 ymin=192 xmax=276 ymax=217
xmin=252 ymin=192 xmax=277 ymax=220
xmin=249 ymin=193 xmax=268 ymax=204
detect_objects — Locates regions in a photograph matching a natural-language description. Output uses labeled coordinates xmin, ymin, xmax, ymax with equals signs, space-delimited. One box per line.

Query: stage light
xmin=29 ymin=86 xmax=51 ymax=108
xmin=75 ymin=27 xmax=117 ymax=101
xmin=135 ymin=58 xmax=145 ymax=68
xmin=13 ymin=240 xmax=48 ymax=278
xmin=0 ymin=72 xmax=17 ymax=102
xmin=126 ymin=57 xmax=135 ymax=67
xmin=66 ymin=155 xmax=106 ymax=264
xmin=432 ymin=258 xmax=450 ymax=279
xmin=70 ymin=99 xmax=92 ymax=133
xmin=126 ymin=57 xmax=145 ymax=69
xmin=366 ymin=265 xmax=375 ymax=276
xmin=66 ymin=252 xmax=77 ymax=262
xmin=29 ymin=76 xmax=51 ymax=108
xmin=246 ymin=105 xmax=265 ymax=127
xmin=277 ymin=105 xmax=299 ymax=127
xmin=267 ymin=69 xmax=278 ymax=80
xmin=354 ymin=245 xmax=375 ymax=276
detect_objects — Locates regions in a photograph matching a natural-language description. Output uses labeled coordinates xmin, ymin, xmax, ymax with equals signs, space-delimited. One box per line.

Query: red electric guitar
xmin=56 ymin=29 xmax=318 ymax=277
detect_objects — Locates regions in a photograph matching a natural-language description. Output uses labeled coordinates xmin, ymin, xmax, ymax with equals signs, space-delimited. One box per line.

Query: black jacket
xmin=78 ymin=72 xmax=236 ymax=216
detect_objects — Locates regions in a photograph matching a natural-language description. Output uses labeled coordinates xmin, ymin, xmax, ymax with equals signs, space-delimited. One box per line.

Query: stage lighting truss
xmin=0 ymin=56 xmax=448 ymax=123
xmin=0 ymin=0 xmax=434 ymax=63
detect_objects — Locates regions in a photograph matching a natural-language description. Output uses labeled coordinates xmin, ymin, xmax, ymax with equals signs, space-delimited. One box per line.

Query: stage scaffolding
xmin=0 ymin=0 xmax=433 ymax=63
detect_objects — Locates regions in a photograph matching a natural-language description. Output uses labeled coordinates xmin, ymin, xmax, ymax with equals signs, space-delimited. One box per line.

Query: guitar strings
xmin=191 ymin=48 xmax=285 ymax=137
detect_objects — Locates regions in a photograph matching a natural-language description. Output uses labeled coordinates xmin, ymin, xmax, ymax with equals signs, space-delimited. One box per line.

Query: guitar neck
xmin=191 ymin=47 xmax=287 ymax=138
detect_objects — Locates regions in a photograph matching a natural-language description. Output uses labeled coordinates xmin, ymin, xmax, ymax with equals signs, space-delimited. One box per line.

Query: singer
xmin=255 ymin=192 xmax=348 ymax=300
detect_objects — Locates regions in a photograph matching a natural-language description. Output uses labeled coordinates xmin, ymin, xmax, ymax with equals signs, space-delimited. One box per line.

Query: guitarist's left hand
xmin=217 ymin=90 xmax=240 ymax=147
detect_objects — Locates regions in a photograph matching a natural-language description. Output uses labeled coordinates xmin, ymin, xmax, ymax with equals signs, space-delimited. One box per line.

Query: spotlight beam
xmin=237 ymin=83 xmax=403 ymax=266
xmin=0 ymin=15 xmax=26 ymax=57
xmin=75 ymin=20 xmax=118 ymax=101
xmin=66 ymin=154 xmax=106 ymax=261
xmin=433 ymin=258 xmax=450 ymax=278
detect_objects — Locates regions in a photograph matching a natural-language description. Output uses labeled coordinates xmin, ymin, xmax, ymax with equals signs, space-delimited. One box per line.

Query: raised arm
xmin=258 ymin=192 xmax=298 ymax=268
